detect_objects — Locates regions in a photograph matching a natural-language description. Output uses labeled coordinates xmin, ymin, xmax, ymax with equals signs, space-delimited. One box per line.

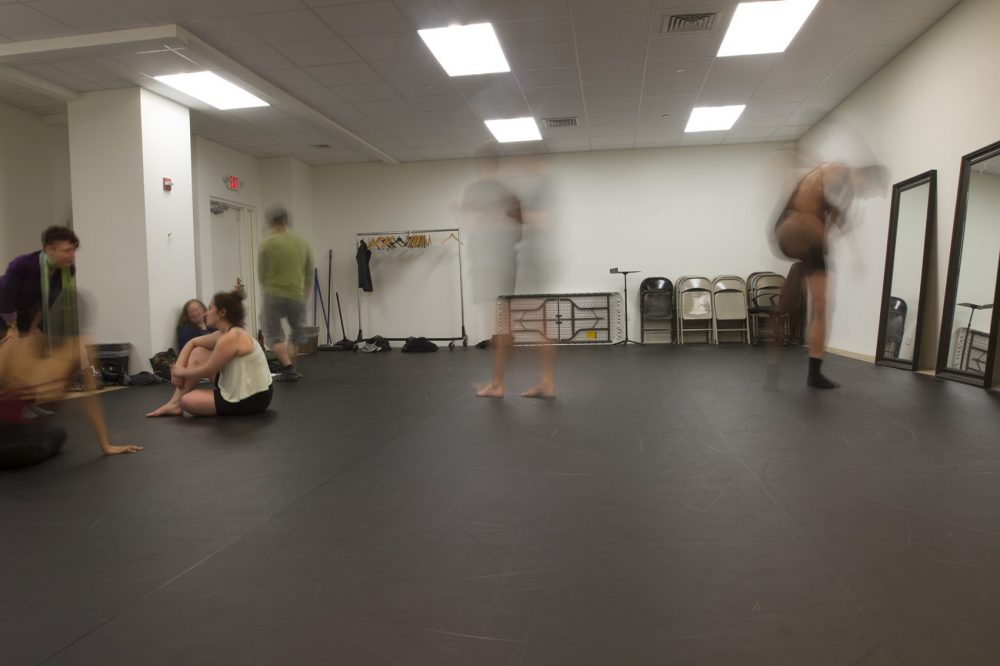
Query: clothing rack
xmin=355 ymin=227 xmax=467 ymax=348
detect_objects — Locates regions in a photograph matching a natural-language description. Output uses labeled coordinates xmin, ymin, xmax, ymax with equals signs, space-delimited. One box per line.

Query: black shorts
xmin=213 ymin=385 xmax=273 ymax=416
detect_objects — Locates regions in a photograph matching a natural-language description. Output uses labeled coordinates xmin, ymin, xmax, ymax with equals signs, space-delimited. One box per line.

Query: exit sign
xmin=223 ymin=175 xmax=241 ymax=191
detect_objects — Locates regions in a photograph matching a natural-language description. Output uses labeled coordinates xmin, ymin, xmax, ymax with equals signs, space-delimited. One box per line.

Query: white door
xmin=209 ymin=201 xmax=260 ymax=336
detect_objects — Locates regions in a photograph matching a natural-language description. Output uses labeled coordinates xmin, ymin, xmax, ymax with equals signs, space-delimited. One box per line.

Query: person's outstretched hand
xmin=102 ymin=443 xmax=143 ymax=455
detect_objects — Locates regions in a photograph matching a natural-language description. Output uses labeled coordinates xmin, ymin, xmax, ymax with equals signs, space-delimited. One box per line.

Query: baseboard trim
xmin=826 ymin=347 xmax=876 ymax=363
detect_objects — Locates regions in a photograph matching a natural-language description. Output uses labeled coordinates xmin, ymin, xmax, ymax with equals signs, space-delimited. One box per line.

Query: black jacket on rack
xmin=356 ymin=240 xmax=373 ymax=292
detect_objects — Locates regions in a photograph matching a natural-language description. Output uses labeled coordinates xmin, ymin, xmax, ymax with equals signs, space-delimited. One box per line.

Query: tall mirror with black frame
xmin=937 ymin=141 xmax=1000 ymax=386
xmin=876 ymin=171 xmax=936 ymax=370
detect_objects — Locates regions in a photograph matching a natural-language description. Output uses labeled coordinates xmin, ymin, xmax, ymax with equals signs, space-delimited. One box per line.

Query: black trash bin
xmin=87 ymin=343 xmax=131 ymax=384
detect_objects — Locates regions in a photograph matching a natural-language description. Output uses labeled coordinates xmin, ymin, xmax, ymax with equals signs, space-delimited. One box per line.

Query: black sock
xmin=807 ymin=357 xmax=839 ymax=388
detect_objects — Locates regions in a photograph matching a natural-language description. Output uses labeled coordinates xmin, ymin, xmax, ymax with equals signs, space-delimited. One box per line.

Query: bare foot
xmin=520 ymin=384 xmax=556 ymax=399
xmin=475 ymin=382 xmax=504 ymax=398
xmin=146 ymin=403 xmax=183 ymax=417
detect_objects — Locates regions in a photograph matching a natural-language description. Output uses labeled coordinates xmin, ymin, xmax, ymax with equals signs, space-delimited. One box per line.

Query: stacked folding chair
xmin=746 ymin=272 xmax=785 ymax=345
xmin=675 ymin=276 xmax=715 ymax=344
xmin=712 ymin=275 xmax=750 ymax=344
xmin=639 ymin=277 xmax=674 ymax=343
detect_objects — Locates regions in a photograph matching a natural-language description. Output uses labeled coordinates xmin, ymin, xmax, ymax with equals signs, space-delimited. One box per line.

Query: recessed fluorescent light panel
xmin=418 ymin=23 xmax=510 ymax=76
xmin=717 ymin=0 xmax=819 ymax=57
xmin=485 ymin=117 xmax=541 ymax=143
xmin=154 ymin=71 xmax=268 ymax=110
xmin=685 ymin=105 xmax=746 ymax=132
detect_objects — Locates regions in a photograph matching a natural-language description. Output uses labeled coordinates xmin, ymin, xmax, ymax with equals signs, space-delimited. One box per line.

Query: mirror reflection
xmin=943 ymin=153 xmax=1000 ymax=377
xmin=881 ymin=178 xmax=932 ymax=365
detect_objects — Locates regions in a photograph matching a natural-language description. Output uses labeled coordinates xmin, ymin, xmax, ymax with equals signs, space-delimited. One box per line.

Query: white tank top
xmin=217 ymin=329 xmax=272 ymax=403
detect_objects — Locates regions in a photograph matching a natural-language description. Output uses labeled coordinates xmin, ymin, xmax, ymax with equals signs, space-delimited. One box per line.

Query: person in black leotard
xmin=773 ymin=162 xmax=886 ymax=388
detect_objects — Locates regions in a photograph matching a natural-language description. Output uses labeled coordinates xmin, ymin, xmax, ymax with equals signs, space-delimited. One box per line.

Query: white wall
xmin=0 ymin=102 xmax=71 ymax=267
xmin=799 ymin=0 xmax=1000 ymax=367
xmin=139 ymin=89 xmax=197 ymax=356
xmin=69 ymin=89 xmax=151 ymax=363
xmin=313 ymin=143 xmax=795 ymax=344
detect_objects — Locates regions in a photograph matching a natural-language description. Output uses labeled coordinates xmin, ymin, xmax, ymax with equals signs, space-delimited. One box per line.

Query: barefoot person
xmin=146 ymin=289 xmax=272 ymax=417
xmin=0 ymin=333 xmax=141 ymax=469
xmin=773 ymin=161 xmax=885 ymax=388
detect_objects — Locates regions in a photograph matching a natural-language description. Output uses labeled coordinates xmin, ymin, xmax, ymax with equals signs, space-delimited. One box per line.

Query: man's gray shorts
xmin=263 ymin=294 xmax=307 ymax=346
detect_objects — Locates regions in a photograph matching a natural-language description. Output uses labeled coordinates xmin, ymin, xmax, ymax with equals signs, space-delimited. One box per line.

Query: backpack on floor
xmin=402 ymin=337 xmax=438 ymax=353
xmin=149 ymin=348 xmax=177 ymax=381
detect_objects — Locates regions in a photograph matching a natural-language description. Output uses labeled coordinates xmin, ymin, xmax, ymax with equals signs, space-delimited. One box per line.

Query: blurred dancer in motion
xmin=772 ymin=161 xmax=886 ymax=388
xmin=466 ymin=146 xmax=557 ymax=398
xmin=0 ymin=299 xmax=141 ymax=469
xmin=258 ymin=207 xmax=313 ymax=382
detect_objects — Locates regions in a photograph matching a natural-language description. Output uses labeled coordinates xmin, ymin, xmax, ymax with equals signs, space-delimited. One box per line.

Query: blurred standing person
xmin=1 ymin=225 xmax=80 ymax=344
xmin=258 ymin=207 xmax=313 ymax=382
xmin=772 ymin=161 xmax=886 ymax=388
xmin=463 ymin=143 xmax=522 ymax=397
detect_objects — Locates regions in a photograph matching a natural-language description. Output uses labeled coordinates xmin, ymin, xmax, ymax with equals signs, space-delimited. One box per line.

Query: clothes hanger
xmin=441 ymin=232 xmax=460 ymax=245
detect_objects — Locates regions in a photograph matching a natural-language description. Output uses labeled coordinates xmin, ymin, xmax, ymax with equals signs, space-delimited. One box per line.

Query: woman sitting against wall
xmin=147 ymin=289 xmax=272 ymax=417
xmin=176 ymin=298 xmax=215 ymax=351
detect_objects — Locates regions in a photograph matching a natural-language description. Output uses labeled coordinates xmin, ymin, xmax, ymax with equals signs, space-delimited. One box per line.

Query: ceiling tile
xmin=507 ymin=44 xmax=578 ymax=70
xmin=634 ymin=134 xmax=680 ymax=148
xmin=523 ymin=86 xmax=583 ymax=105
xmin=47 ymin=56 xmax=137 ymax=85
xmin=647 ymin=33 xmax=723 ymax=61
xmin=588 ymin=111 xmax=637 ymax=126
xmin=516 ymin=67 xmax=580 ymax=90
xmin=637 ymin=93 xmax=696 ymax=122
xmin=734 ymin=114 xmax=787 ymax=129
xmin=760 ymin=68 xmax=831 ymax=90
xmin=577 ymin=40 xmax=646 ymax=67
xmin=117 ymin=0 xmax=228 ymax=23
xmin=886 ymin=0 xmax=962 ymax=21
xmin=770 ymin=125 xmax=809 ymax=140
xmin=586 ymin=97 xmax=639 ymax=114
xmin=581 ymin=62 xmax=643 ymax=86
xmin=16 ymin=61 xmax=102 ymax=89
xmin=573 ymin=12 xmax=649 ymax=43
xmin=643 ymin=57 xmax=712 ymax=80
xmin=112 ymin=50 xmax=203 ymax=77
xmin=495 ymin=18 xmax=574 ymax=48
xmin=223 ymin=45 xmax=297 ymax=72
xmin=528 ymin=102 xmax=587 ymax=119
xmin=724 ymin=127 xmax=776 ymax=142
xmin=698 ymin=75 xmax=765 ymax=101
xmin=641 ymin=77 xmax=702 ymax=96
xmin=571 ymin=0 xmax=652 ymax=15
xmin=314 ymin=1 xmax=413 ymax=37
xmin=333 ymin=81 xmax=399 ymax=102
xmin=742 ymin=101 xmax=799 ymax=118
xmin=861 ymin=19 xmax=934 ymax=47
xmin=214 ymin=0 xmax=306 ymax=16
xmin=306 ymin=61 xmax=381 ymax=86
xmin=836 ymin=45 xmax=902 ymax=71
xmin=185 ymin=18 xmax=266 ymax=48
xmin=274 ymin=38 xmax=359 ymax=67
xmin=25 ymin=0 xmax=150 ymax=32
xmin=238 ymin=10 xmax=338 ymax=44
xmin=0 ymin=3 xmax=76 ymax=40
xmin=584 ymin=80 xmax=643 ymax=99
xmin=787 ymin=23 xmax=868 ymax=52
xmin=678 ymin=131 xmax=726 ymax=146
xmin=453 ymin=73 xmax=522 ymax=97
xmin=406 ymin=93 xmax=467 ymax=112
xmin=750 ymin=87 xmax=812 ymax=104
xmin=809 ymin=0 xmax=897 ymax=25
xmin=345 ymin=32 xmax=426 ymax=61
xmin=267 ymin=68 xmax=323 ymax=91
xmin=463 ymin=0 xmax=569 ymax=22
xmin=772 ymin=49 xmax=850 ymax=72
xmin=710 ymin=54 xmax=780 ymax=77
xmin=587 ymin=124 xmax=634 ymax=136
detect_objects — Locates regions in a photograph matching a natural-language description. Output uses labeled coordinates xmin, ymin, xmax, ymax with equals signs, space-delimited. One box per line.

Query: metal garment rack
xmin=355 ymin=227 xmax=468 ymax=348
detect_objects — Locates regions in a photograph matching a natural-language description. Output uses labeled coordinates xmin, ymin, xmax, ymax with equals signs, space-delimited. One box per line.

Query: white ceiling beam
xmin=0 ymin=64 xmax=77 ymax=101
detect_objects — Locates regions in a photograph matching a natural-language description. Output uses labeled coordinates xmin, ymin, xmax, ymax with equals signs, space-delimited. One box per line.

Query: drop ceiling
xmin=0 ymin=0 xmax=963 ymax=165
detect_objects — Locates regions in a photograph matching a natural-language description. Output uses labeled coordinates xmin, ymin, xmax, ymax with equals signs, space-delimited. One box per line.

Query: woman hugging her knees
xmin=146 ymin=289 xmax=273 ymax=417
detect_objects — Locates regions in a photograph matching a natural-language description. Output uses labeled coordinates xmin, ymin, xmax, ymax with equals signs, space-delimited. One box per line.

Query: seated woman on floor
xmin=146 ymin=289 xmax=272 ymax=417
xmin=176 ymin=298 xmax=215 ymax=350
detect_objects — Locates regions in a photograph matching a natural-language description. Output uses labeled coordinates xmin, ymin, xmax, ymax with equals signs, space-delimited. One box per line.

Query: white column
xmin=68 ymin=88 xmax=196 ymax=368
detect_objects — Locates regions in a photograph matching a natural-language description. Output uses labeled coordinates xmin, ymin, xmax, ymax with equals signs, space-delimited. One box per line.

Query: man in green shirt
xmin=258 ymin=208 xmax=314 ymax=381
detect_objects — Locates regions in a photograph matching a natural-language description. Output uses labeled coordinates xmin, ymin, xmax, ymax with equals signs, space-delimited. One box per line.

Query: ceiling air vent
xmin=662 ymin=13 xmax=717 ymax=34
xmin=543 ymin=117 xmax=578 ymax=128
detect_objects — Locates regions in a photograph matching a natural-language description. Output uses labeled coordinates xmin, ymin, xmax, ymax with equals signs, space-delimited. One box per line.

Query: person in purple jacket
xmin=1 ymin=225 xmax=79 ymax=342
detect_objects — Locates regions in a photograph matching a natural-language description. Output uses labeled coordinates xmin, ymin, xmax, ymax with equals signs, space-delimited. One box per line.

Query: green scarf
xmin=39 ymin=252 xmax=78 ymax=350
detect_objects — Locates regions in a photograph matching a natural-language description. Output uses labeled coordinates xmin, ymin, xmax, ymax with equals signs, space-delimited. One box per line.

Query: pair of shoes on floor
xmin=273 ymin=367 xmax=302 ymax=382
